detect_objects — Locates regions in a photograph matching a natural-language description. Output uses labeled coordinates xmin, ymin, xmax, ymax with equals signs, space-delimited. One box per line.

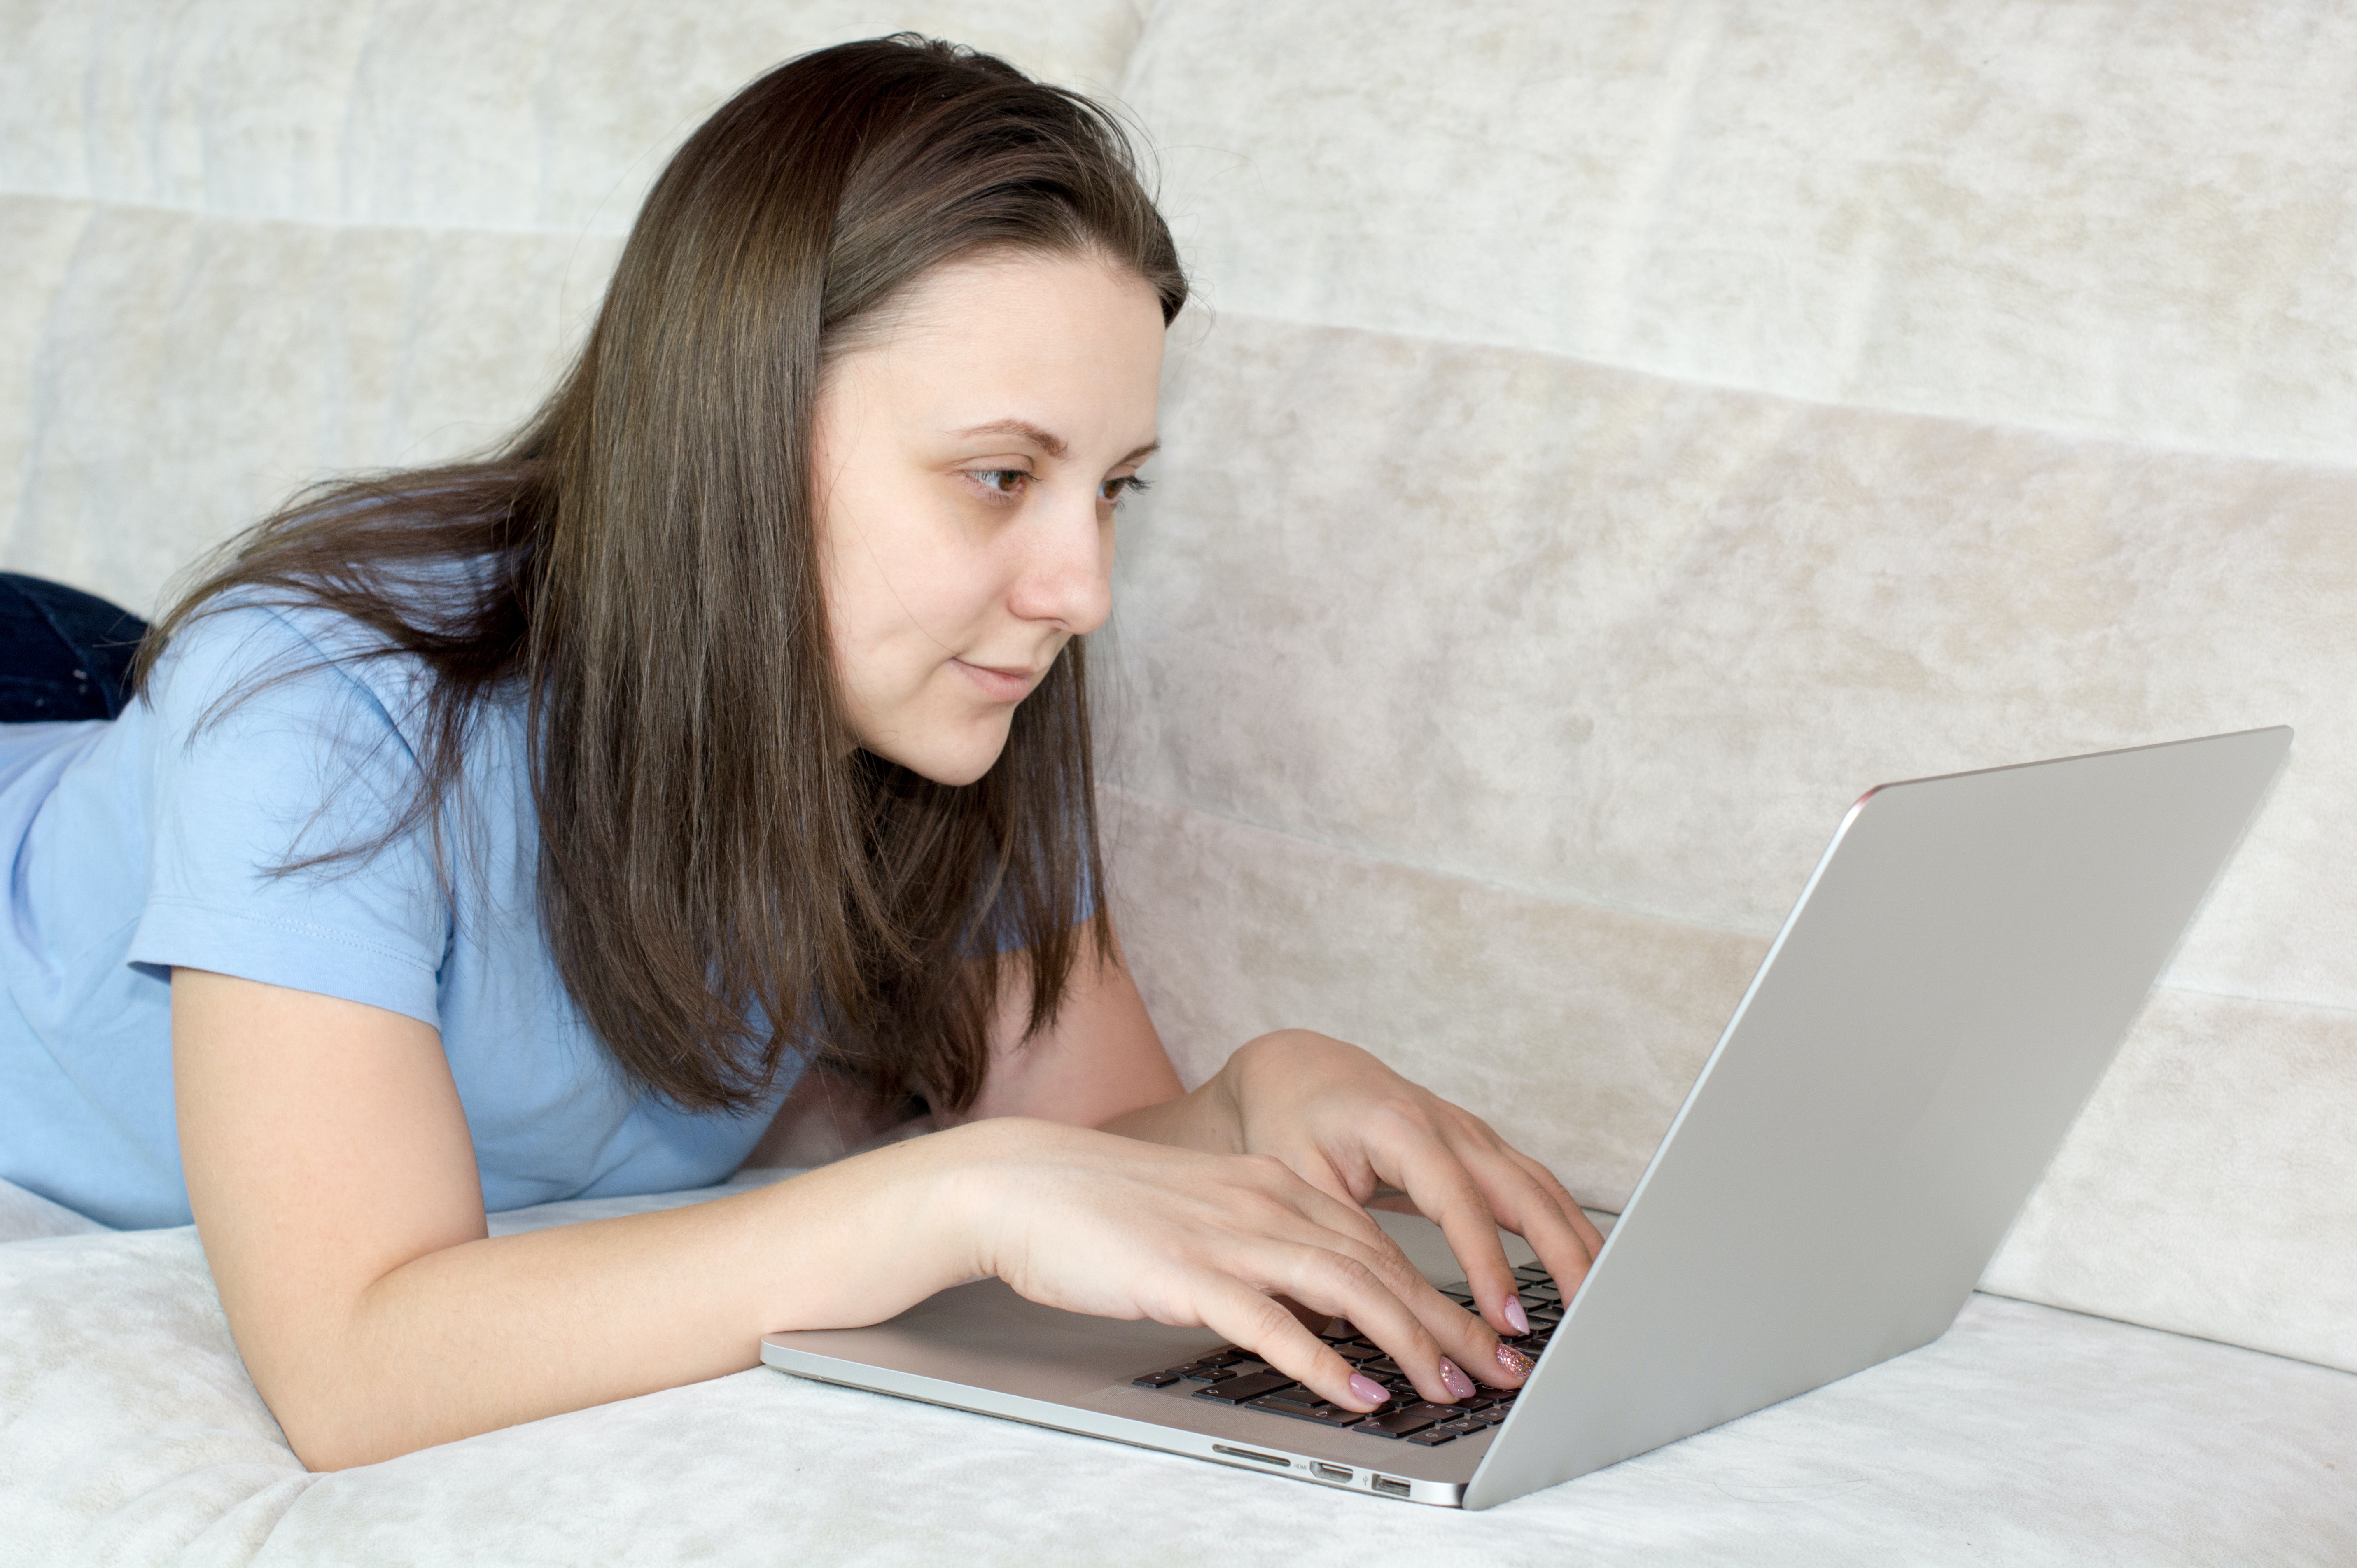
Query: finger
xmin=1502 ymin=1148 xmax=1602 ymax=1266
xmin=1267 ymin=1225 xmax=1522 ymax=1411
xmin=1190 ymin=1270 xmax=1390 ymax=1412
xmin=1408 ymin=1109 xmax=1601 ymax=1296
xmin=1239 ymin=1155 xmax=1508 ymax=1405
xmin=1374 ymin=1127 xmax=1529 ymax=1349
xmin=1280 ymin=1199 xmax=1522 ymax=1403
xmin=1186 ymin=1166 xmax=1454 ymax=1402
xmin=1279 ymin=1238 xmax=1490 ymax=1402
xmin=1258 ymin=1157 xmax=1405 ymax=1252
xmin=1277 ymin=1143 xmax=1369 ymax=1211
xmin=1566 ymin=1195 xmax=1608 ymax=1256
xmin=1484 ymin=1148 xmax=1602 ymax=1295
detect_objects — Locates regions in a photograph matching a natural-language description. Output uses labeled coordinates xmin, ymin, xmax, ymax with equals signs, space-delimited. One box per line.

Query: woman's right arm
xmin=175 ymin=968 xmax=1469 ymax=1470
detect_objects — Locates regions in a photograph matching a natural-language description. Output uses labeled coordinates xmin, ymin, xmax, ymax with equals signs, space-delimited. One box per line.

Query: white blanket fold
xmin=5 ymin=1176 xmax=2351 ymax=1566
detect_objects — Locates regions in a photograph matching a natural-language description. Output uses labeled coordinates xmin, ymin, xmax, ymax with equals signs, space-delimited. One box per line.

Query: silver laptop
xmin=763 ymin=727 xmax=2292 ymax=1510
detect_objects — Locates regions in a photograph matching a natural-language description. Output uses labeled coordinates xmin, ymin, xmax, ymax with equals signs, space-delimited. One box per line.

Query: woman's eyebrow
xmin=954 ymin=419 xmax=1161 ymax=467
xmin=957 ymin=418 xmax=1068 ymax=457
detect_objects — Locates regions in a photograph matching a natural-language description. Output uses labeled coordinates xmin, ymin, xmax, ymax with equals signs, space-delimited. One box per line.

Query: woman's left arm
xmin=965 ymin=924 xmax=1606 ymax=1344
xmin=954 ymin=929 xmax=1182 ymax=1127
xmin=748 ymin=929 xmax=1182 ymax=1167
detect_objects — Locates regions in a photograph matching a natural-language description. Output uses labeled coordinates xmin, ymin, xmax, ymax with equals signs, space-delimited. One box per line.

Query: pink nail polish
xmin=1495 ymin=1343 xmax=1535 ymax=1379
xmin=1438 ymin=1357 xmax=1475 ymax=1400
xmin=1347 ymin=1372 xmax=1389 ymax=1407
xmin=1502 ymin=1296 xmax=1530 ymax=1335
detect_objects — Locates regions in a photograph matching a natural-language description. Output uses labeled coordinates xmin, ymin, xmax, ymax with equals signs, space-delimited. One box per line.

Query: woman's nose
xmin=1009 ymin=490 xmax=1113 ymax=634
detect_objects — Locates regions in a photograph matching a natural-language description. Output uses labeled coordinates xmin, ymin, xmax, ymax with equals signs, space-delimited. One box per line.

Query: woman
xmin=0 ymin=36 xmax=1601 ymax=1470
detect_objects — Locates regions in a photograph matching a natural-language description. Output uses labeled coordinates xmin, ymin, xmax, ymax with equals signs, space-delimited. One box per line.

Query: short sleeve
xmin=126 ymin=603 xmax=451 ymax=1027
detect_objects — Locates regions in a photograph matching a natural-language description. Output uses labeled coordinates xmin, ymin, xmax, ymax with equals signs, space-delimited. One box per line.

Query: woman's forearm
xmin=175 ymin=973 xmax=1011 ymax=1470
xmin=183 ymin=971 xmax=1547 ymax=1473
xmin=273 ymin=1129 xmax=985 ymax=1470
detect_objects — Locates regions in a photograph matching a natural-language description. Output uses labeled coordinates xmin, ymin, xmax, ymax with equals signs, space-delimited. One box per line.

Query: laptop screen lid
xmin=1464 ymin=726 xmax=2292 ymax=1509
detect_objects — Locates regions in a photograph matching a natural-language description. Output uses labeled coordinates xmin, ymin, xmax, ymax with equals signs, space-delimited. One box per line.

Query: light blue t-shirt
xmin=0 ymin=595 xmax=805 ymax=1229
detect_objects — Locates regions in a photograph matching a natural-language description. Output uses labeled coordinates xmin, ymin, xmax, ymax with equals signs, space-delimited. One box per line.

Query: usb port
xmin=1372 ymin=1475 xmax=1412 ymax=1498
xmin=1312 ymin=1463 xmax=1352 ymax=1483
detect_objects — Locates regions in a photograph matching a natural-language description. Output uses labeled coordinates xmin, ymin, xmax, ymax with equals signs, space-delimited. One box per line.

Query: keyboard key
xmin=1131 ymin=1370 xmax=1183 ymax=1388
xmin=1255 ymin=1388 xmax=1333 ymax=1414
xmin=1415 ymin=1421 xmax=1480 ymax=1447
xmin=1361 ymin=1358 xmax=1403 ymax=1380
xmin=1330 ymin=1341 xmax=1385 ymax=1363
xmin=1352 ymin=1407 xmax=1444 ymax=1439
xmin=1251 ymin=1393 xmax=1369 ymax=1428
xmin=1193 ymin=1371 xmax=1300 ymax=1405
xmin=1181 ymin=1365 xmax=1236 ymax=1383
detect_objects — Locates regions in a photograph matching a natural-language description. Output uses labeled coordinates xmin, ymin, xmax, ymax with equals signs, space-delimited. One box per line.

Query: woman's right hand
xmin=941 ymin=1117 xmax=1526 ymax=1413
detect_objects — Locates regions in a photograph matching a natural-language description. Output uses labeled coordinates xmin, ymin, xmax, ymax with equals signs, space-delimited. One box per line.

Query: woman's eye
xmin=967 ymin=469 xmax=1030 ymax=497
xmin=1099 ymin=475 xmax=1153 ymax=503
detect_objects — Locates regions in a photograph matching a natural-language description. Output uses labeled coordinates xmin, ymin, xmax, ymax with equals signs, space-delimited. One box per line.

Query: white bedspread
xmin=4 ymin=1175 xmax=2351 ymax=1566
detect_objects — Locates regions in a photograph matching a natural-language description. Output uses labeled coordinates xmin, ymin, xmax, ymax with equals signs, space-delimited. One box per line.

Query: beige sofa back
xmin=3 ymin=0 xmax=2350 ymax=1376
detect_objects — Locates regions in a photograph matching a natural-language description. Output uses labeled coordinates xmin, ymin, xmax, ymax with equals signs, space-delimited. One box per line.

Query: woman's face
xmin=813 ymin=250 xmax=1166 ymax=786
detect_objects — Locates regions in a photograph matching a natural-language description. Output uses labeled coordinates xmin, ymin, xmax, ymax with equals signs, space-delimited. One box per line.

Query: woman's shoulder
xmin=145 ymin=559 xmax=516 ymax=757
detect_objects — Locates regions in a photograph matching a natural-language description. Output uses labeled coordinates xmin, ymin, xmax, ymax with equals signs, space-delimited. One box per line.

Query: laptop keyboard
xmin=1129 ymin=1262 xmax=1561 ymax=1448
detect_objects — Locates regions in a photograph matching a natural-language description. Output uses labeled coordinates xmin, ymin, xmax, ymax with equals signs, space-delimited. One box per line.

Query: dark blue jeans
xmin=0 ymin=573 xmax=151 ymax=722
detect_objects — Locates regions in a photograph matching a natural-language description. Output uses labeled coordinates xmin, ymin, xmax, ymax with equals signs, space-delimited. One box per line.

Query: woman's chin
xmin=911 ymin=756 xmax=998 ymax=787
xmin=862 ymin=723 xmax=1012 ymax=786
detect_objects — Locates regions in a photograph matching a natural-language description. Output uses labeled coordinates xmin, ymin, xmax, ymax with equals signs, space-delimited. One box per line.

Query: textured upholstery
xmin=2 ymin=0 xmax=2353 ymax=1555
xmin=1106 ymin=0 xmax=2357 ymax=1376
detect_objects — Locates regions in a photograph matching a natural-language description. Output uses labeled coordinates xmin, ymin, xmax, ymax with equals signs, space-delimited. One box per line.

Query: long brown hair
xmin=133 ymin=36 xmax=1188 ymax=1115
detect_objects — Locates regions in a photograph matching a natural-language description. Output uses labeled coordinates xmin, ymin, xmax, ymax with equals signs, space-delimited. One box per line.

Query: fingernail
xmin=1347 ymin=1372 xmax=1389 ymax=1408
xmin=1438 ymin=1357 xmax=1476 ymax=1400
xmin=1495 ymin=1343 xmax=1535 ymax=1379
xmin=1502 ymin=1296 xmax=1530 ymax=1335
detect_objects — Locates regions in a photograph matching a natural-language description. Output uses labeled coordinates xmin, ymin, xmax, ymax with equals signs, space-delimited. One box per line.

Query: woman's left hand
xmin=1107 ymin=1029 xmax=1605 ymax=1350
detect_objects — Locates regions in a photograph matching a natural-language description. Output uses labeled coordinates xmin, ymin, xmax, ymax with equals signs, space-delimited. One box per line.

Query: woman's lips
xmin=951 ymin=658 xmax=1042 ymax=702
